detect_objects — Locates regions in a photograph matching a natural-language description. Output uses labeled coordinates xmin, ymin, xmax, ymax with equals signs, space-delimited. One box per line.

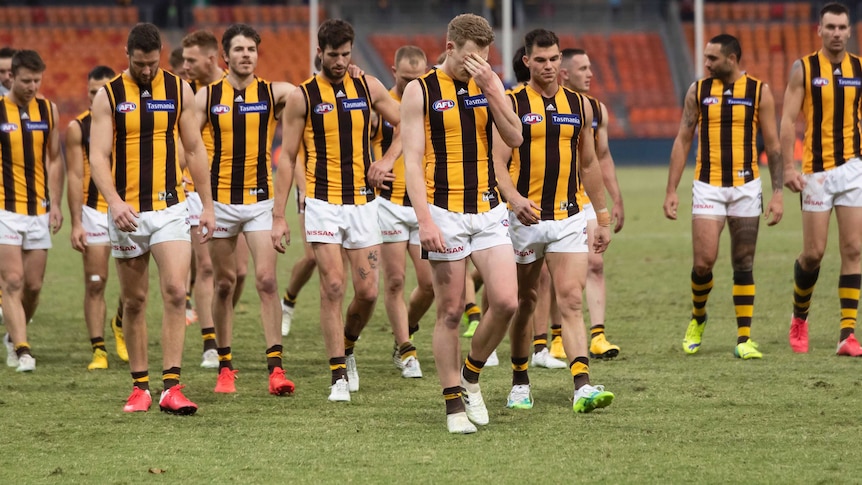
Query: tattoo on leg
xmin=728 ymin=217 xmax=759 ymax=270
xmin=358 ymin=267 xmax=369 ymax=280
xmin=367 ymin=250 xmax=378 ymax=269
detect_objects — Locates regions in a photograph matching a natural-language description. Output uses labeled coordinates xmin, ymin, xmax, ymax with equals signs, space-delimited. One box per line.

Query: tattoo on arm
xmin=789 ymin=59 xmax=802 ymax=78
xmin=682 ymin=89 xmax=699 ymax=128
xmin=766 ymin=149 xmax=784 ymax=191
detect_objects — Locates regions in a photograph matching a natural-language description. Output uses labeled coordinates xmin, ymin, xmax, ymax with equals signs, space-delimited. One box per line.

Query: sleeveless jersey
xmin=573 ymin=94 xmax=603 ymax=209
xmin=417 ymin=68 xmax=497 ymax=214
xmin=0 ymin=96 xmax=54 ymax=215
xmin=371 ymin=88 xmax=409 ymax=206
xmin=104 ymin=69 xmax=185 ymax=212
xmin=74 ymin=110 xmax=108 ymax=212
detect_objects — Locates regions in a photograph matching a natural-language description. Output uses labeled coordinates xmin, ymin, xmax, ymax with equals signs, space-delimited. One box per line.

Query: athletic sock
xmin=793 ymin=260 xmax=820 ymax=320
xmin=590 ymin=325 xmax=605 ymax=340
xmin=114 ymin=297 xmax=124 ymax=328
xmin=511 ymin=356 xmax=529 ymax=386
xmin=201 ymin=328 xmax=217 ymax=352
xmin=570 ymin=356 xmax=590 ymax=390
xmin=691 ymin=270 xmax=713 ymax=323
xmin=465 ymin=303 xmax=480 ymax=323
xmin=329 ymin=356 xmax=347 ymax=384
xmin=551 ymin=324 xmax=562 ymax=340
xmin=14 ymin=342 xmax=31 ymax=358
xmin=266 ymin=345 xmax=283 ymax=373
xmin=398 ymin=341 xmax=417 ymax=361
xmin=839 ymin=274 xmax=861 ymax=341
xmin=733 ymin=271 xmax=755 ymax=344
xmin=283 ymin=291 xmax=297 ymax=308
xmin=131 ymin=370 xmax=149 ymax=391
xmin=217 ymin=347 xmax=233 ymax=370
xmin=532 ymin=333 xmax=548 ymax=354
xmin=90 ymin=337 xmax=106 ymax=352
xmin=162 ymin=367 xmax=181 ymax=390
xmin=462 ymin=354 xmax=484 ymax=384
xmin=344 ymin=332 xmax=359 ymax=356
xmin=443 ymin=386 xmax=466 ymax=414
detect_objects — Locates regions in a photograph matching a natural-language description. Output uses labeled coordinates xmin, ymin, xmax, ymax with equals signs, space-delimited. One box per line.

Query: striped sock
xmin=793 ymin=260 xmax=819 ymax=320
xmin=570 ymin=356 xmax=590 ymax=390
xmin=511 ymin=356 xmax=529 ymax=385
xmin=733 ymin=271 xmax=755 ymax=344
xmin=201 ymin=327 xmax=217 ymax=351
xmin=691 ymin=270 xmax=713 ymax=323
xmin=162 ymin=367 xmax=181 ymax=390
xmin=217 ymin=347 xmax=233 ymax=370
xmin=533 ymin=333 xmax=548 ymax=353
xmin=329 ymin=357 xmax=347 ymax=384
xmin=131 ymin=370 xmax=149 ymax=391
xmin=839 ymin=274 xmax=861 ymax=341
xmin=462 ymin=354 xmax=484 ymax=384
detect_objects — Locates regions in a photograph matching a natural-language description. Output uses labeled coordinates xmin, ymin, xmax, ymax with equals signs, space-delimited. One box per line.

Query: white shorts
xmin=508 ymin=211 xmax=588 ymax=264
xmin=583 ymin=202 xmax=597 ymax=221
xmin=108 ymin=202 xmax=190 ymax=259
xmin=304 ymin=197 xmax=382 ymax=249
xmin=82 ymin=205 xmax=110 ymax=245
xmin=186 ymin=191 xmax=202 ymax=226
xmin=378 ymin=197 xmax=419 ymax=245
xmin=691 ymin=178 xmax=762 ymax=217
xmin=213 ymin=199 xmax=274 ymax=238
xmin=0 ymin=211 xmax=51 ymax=250
xmin=802 ymin=159 xmax=862 ymax=212
xmin=425 ymin=203 xmax=511 ymax=261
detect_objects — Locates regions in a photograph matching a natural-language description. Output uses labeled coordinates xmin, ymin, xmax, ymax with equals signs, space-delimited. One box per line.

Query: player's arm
xmin=596 ymin=101 xmax=624 ymax=232
xmin=367 ymin=75 xmax=400 ymax=189
xmin=64 ymin=120 xmax=86 ymax=251
xmin=89 ymin=88 xmax=138 ymax=231
xmin=664 ymin=82 xmax=698 ymax=220
xmin=271 ymin=81 xmax=296 ymax=120
xmin=178 ymin=81 xmax=214 ymax=242
xmin=272 ymin=86 xmax=306 ymax=253
xmin=758 ymin=83 xmax=784 ymax=226
xmin=464 ymin=52 xmax=522 ymax=148
xmin=780 ymin=59 xmax=806 ymax=193
xmin=491 ymin=97 xmax=539 ymax=225
xmin=46 ymin=102 xmax=64 ymax=233
xmin=579 ymin=101 xmax=610 ymax=254
xmin=402 ymin=79 xmax=445 ymax=253
xmin=194 ymin=84 xmax=209 ymax=132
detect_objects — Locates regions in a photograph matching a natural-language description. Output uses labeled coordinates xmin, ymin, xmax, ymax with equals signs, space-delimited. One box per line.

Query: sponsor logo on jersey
xmin=838 ymin=77 xmax=862 ymax=87
xmin=812 ymin=77 xmax=830 ymax=87
xmin=726 ymin=98 xmax=753 ymax=107
xmin=551 ymin=113 xmax=581 ymax=126
xmin=314 ymin=102 xmax=334 ymax=114
xmin=514 ymin=248 xmax=534 ymax=257
xmin=145 ymin=100 xmax=176 ymax=112
xmin=432 ymin=99 xmax=455 ymax=111
xmin=116 ymin=102 xmax=137 ymax=113
xmin=521 ymin=113 xmax=543 ymax=124
xmin=702 ymin=96 xmax=720 ymax=105
xmin=239 ymin=102 xmax=269 ymax=114
xmin=341 ymin=98 xmax=369 ymax=111
xmin=0 ymin=123 xmax=18 ymax=132
xmin=307 ymin=229 xmax=336 ymax=237
xmin=24 ymin=121 xmax=49 ymax=131
xmin=211 ymin=104 xmax=231 ymax=114
xmin=443 ymin=245 xmax=464 ymax=254
xmin=463 ymin=94 xmax=488 ymax=108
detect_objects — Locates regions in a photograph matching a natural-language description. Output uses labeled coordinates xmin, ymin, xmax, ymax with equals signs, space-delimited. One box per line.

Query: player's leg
xmin=313 ymin=241 xmax=350 ymax=397
xmin=728 ymin=215 xmax=761 ymax=359
xmin=790 ymin=209 xmax=830 ymax=352
xmin=115 ymin=253 xmax=152 ymax=411
xmin=281 ymin=212 xmax=316 ymax=336
xmin=342 ymin=244 xmax=381 ymax=390
xmin=584 ymin=216 xmax=619 ymax=359
xmin=406 ymin=242 xmax=435 ymax=337
xmin=232 ymin=233 xmax=249 ymax=308
xmin=191 ymin=226 xmax=218 ymax=368
xmin=507 ymin=259 xmax=543 ymax=409
xmin=209 ymin=235 xmax=239 ymax=392
xmin=683 ymin=216 xmax=724 ymax=354
xmin=462 ymin=262 xmax=481 ymax=337
xmin=835 ymin=205 xmax=862 ymax=355
xmin=529 ymin=263 xmax=564 ymax=368
xmin=0 ymin=243 xmax=30 ymax=369
xmin=20 ymin=248 xmax=48 ymax=325
xmin=82 ymin=244 xmax=111 ymax=369
xmin=381 ymin=239 xmax=412 ymax=365
xmin=151 ymin=238 xmax=197 ymax=414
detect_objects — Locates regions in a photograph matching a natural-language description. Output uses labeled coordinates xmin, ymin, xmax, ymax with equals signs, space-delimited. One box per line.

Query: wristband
xmin=596 ymin=208 xmax=611 ymax=227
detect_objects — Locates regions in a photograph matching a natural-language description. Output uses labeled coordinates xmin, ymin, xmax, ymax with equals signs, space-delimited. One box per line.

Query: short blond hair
xmin=447 ymin=14 xmax=494 ymax=48
xmin=394 ymin=45 xmax=426 ymax=67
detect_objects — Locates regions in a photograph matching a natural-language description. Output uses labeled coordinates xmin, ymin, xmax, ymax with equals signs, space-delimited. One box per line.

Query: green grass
xmin=3 ymin=166 xmax=862 ymax=484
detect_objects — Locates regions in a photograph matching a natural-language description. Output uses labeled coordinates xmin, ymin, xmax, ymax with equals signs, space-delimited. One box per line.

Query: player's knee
xmin=692 ymin=261 xmax=714 ymax=277
xmin=214 ymin=275 xmax=236 ymax=300
xmin=3 ymin=274 xmax=24 ymax=295
xmin=122 ymin=294 xmax=147 ymax=315
xmin=416 ymin=279 xmax=434 ymax=298
xmin=85 ymin=274 xmax=108 ymax=297
xmin=437 ymin=305 xmax=462 ymax=329
xmin=587 ymin=254 xmax=604 ymax=276
xmin=799 ymin=250 xmax=825 ymax=270
xmin=384 ymin=272 xmax=406 ymax=295
xmin=493 ymin=295 xmax=518 ymax=320
xmin=162 ymin=282 xmax=187 ymax=309
xmin=254 ymin=272 xmax=278 ymax=297
xmin=839 ymin=240 xmax=862 ymax=264
xmin=320 ymin=279 xmax=345 ymax=302
xmin=196 ymin=260 xmax=214 ymax=281
xmin=353 ymin=283 xmax=378 ymax=304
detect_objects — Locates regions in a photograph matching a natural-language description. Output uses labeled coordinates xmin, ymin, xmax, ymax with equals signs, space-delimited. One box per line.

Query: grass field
xmin=2 ymin=166 xmax=861 ymax=484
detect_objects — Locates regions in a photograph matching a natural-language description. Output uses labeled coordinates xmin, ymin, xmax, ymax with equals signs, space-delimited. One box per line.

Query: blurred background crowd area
xmin=1 ymin=0 xmax=854 ymax=162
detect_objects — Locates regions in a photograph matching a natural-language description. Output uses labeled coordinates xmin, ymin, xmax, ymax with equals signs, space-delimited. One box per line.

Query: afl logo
xmin=433 ymin=99 xmax=456 ymax=112
xmin=116 ymin=102 xmax=137 ymax=113
xmin=0 ymin=123 xmax=18 ymax=133
xmin=521 ymin=113 xmax=543 ymax=124
xmin=211 ymin=104 xmax=231 ymax=114
xmin=813 ymin=77 xmax=830 ymax=87
xmin=702 ymin=97 xmax=719 ymax=105
xmin=314 ymin=103 xmax=334 ymax=114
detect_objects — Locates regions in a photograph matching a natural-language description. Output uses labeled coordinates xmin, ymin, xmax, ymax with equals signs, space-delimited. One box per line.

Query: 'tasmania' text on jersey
xmin=695 ymin=73 xmax=762 ymax=187
xmin=417 ymin=68 xmax=497 ymax=214
xmin=301 ymin=73 xmax=374 ymax=205
xmin=0 ymin=95 xmax=54 ymax=215
xmin=104 ymin=69 xmax=185 ymax=212
xmin=800 ymin=51 xmax=862 ymax=173
xmin=205 ymin=76 xmax=277 ymax=204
